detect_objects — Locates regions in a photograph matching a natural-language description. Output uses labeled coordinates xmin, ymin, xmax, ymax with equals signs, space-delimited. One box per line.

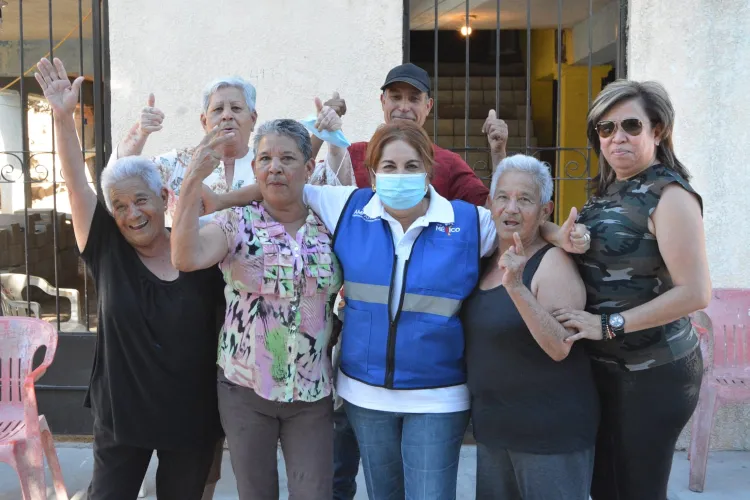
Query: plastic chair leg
xmin=15 ymin=441 xmax=47 ymax=500
xmin=689 ymin=384 xmax=719 ymax=492
xmin=40 ymin=425 xmax=68 ymax=500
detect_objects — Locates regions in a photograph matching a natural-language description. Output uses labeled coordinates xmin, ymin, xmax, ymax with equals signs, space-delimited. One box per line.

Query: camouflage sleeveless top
xmin=575 ymin=164 xmax=701 ymax=371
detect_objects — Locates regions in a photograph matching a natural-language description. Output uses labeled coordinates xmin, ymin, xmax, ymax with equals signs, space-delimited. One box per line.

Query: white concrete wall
xmin=108 ymin=0 xmax=404 ymax=158
xmin=629 ymin=0 xmax=750 ymax=451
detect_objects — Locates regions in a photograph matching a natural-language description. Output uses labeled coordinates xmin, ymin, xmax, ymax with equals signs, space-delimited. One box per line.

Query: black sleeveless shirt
xmin=462 ymin=245 xmax=599 ymax=454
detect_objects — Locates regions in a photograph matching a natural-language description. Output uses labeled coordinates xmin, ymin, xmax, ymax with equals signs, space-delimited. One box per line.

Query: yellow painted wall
xmin=519 ymin=29 xmax=612 ymax=222
xmin=556 ymin=65 xmax=611 ymax=221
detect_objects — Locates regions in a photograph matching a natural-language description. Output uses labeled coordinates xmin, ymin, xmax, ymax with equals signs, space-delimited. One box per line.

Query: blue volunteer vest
xmin=333 ymin=189 xmax=480 ymax=389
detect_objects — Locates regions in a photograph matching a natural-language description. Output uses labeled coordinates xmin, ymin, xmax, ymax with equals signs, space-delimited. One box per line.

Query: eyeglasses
xmin=595 ymin=118 xmax=643 ymax=139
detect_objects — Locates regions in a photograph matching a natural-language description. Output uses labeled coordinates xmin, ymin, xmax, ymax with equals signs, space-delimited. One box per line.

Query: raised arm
xmin=311 ymin=96 xmax=353 ymax=186
xmin=171 ymin=128 xmax=234 ymax=271
xmin=311 ymin=92 xmax=347 ymax=160
xmin=36 ymin=58 xmax=95 ymax=252
xmin=113 ymin=93 xmax=165 ymax=158
xmin=482 ymin=109 xmax=508 ymax=174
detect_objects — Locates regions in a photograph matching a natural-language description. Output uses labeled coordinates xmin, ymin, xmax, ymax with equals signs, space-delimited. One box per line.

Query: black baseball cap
xmin=381 ymin=63 xmax=431 ymax=95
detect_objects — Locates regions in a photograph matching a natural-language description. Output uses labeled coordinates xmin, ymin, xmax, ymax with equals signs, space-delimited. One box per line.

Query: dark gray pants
xmin=476 ymin=443 xmax=595 ymax=500
xmin=217 ymin=372 xmax=333 ymax=500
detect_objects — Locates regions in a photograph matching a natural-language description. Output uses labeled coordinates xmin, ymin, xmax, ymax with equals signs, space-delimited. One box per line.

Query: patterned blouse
xmin=210 ymin=202 xmax=343 ymax=402
xmin=151 ymin=147 xmax=255 ymax=226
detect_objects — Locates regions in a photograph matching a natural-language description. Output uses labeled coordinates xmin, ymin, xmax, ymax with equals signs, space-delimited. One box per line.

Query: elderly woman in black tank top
xmin=553 ymin=81 xmax=711 ymax=500
xmin=461 ymin=154 xmax=599 ymax=500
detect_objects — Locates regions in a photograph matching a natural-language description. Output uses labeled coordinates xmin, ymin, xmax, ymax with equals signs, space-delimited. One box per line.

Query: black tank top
xmin=462 ymin=244 xmax=599 ymax=454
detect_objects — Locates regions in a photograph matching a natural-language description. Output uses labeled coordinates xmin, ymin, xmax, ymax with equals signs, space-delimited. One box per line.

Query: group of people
xmin=35 ymin=54 xmax=710 ymax=500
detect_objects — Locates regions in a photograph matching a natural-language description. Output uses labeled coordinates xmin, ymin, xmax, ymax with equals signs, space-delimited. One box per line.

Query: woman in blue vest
xmin=300 ymin=120 xmax=591 ymax=500
xmin=213 ymin=119 xmax=590 ymax=499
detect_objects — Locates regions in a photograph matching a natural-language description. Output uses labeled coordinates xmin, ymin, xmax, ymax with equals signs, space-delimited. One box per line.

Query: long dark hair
xmin=587 ymin=80 xmax=691 ymax=196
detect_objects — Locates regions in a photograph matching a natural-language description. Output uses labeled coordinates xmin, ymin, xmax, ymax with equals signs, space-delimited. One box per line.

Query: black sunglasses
xmin=595 ymin=118 xmax=643 ymax=139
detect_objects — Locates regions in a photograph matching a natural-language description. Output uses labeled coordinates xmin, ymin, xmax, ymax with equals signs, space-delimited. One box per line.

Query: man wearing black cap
xmin=312 ymin=62 xmax=508 ymax=206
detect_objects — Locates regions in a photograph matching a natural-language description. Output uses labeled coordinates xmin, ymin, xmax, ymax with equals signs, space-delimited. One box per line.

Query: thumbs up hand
xmin=313 ymin=94 xmax=343 ymax=133
xmin=138 ymin=93 xmax=165 ymax=137
xmin=555 ymin=207 xmax=591 ymax=254
xmin=482 ymin=109 xmax=508 ymax=155
xmin=324 ymin=91 xmax=347 ymax=117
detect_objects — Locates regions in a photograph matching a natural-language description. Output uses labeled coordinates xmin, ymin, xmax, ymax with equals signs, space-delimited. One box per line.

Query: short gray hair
xmin=253 ymin=119 xmax=313 ymax=163
xmin=490 ymin=154 xmax=553 ymax=203
xmin=201 ymin=77 xmax=257 ymax=112
xmin=101 ymin=156 xmax=163 ymax=212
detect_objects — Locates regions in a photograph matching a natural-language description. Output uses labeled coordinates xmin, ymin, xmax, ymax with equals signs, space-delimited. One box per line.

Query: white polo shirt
xmin=304 ymin=184 xmax=496 ymax=413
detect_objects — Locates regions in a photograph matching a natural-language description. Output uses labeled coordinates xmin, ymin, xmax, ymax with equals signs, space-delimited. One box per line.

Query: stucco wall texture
xmin=108 ymin=0 xmax=403 ymax=158
xmin=630 ymin=0 xmax=750 ymax=450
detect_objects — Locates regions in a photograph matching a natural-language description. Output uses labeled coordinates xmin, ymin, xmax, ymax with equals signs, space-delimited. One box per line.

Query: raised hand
xmin=188 ymin=126 xmax=236 ymax=181
xmin=34 ymin=58 xmax=84 ymax=116
xmin=324 ymin=91 xmax=347 ymax=117
xmin=499 ymin=232 xmax=528 ymax=289
xmin=138 ymin=93 xmax=165 ymax=137
xmin=482 ymin=109 xmax=508 ymax=155
xmin=313 ymin=96 xmax=343 ymax=132
xmin=556 ymin=207 xmax=591 ymax=254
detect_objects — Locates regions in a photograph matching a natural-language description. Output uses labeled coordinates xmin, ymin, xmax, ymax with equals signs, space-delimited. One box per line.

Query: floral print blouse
xmin=210 ymin=202 xmax=343 ymax=403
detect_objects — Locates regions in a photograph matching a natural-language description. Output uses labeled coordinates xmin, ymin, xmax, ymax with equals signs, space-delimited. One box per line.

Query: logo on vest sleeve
xmin=353 ymin=209 xmax=380 ymax=222
xmin=435 ymin=224 xmax=460 ymax=235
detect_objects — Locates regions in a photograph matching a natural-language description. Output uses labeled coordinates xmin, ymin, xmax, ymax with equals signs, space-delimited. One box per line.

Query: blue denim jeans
xmin=333 ymin=406 xmax=360 ymax=500
xmin=344 ymin=401 xmax=469 ymax=500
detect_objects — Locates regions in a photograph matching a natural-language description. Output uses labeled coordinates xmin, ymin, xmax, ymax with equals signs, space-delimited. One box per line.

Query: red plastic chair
xmin=689 ymin=289 xmax=750 ymax=492
xmin=0 ymin=317 xmax=67 ymax=500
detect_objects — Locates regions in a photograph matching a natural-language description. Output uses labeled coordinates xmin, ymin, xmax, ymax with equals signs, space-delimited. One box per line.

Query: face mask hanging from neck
xmin=375 ymin=173 xmax=427 ymax=210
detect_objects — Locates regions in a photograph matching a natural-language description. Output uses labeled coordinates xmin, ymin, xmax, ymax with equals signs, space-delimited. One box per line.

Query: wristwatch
xmin=608 ymin=313 xmax=626 ymax=337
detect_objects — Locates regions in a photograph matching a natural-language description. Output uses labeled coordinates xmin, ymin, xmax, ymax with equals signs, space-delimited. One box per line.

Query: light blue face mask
xmin=375 ymin=173 xmax=428 ymax=210
xmin=299 ymin=116 xmax=352 ymax=149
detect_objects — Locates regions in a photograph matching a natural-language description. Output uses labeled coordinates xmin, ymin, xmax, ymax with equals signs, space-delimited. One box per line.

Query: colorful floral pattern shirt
xmin=210 ymin=202 xmax=343 ymax=402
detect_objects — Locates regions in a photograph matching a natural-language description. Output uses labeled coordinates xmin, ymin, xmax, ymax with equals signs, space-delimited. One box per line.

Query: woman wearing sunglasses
xmin=552 ymin=80 xmax=711 ymax=500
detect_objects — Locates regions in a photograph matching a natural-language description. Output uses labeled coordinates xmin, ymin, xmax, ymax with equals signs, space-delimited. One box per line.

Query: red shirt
xmin=347 ymin=142 xmax=489 ymax=206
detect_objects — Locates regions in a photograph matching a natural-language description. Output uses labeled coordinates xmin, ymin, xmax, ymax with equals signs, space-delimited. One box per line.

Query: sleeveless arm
xmin=507 ymin=247 xmax=586 ymax=361
xmin=617 ymin=184 xmax=711 ymax=332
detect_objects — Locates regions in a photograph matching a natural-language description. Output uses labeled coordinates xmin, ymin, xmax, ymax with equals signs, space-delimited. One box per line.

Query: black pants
xmin=590 ymin=348 xmax=703 ymax=500
xmin=87 ymin=420 xmax=216 ymax=500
